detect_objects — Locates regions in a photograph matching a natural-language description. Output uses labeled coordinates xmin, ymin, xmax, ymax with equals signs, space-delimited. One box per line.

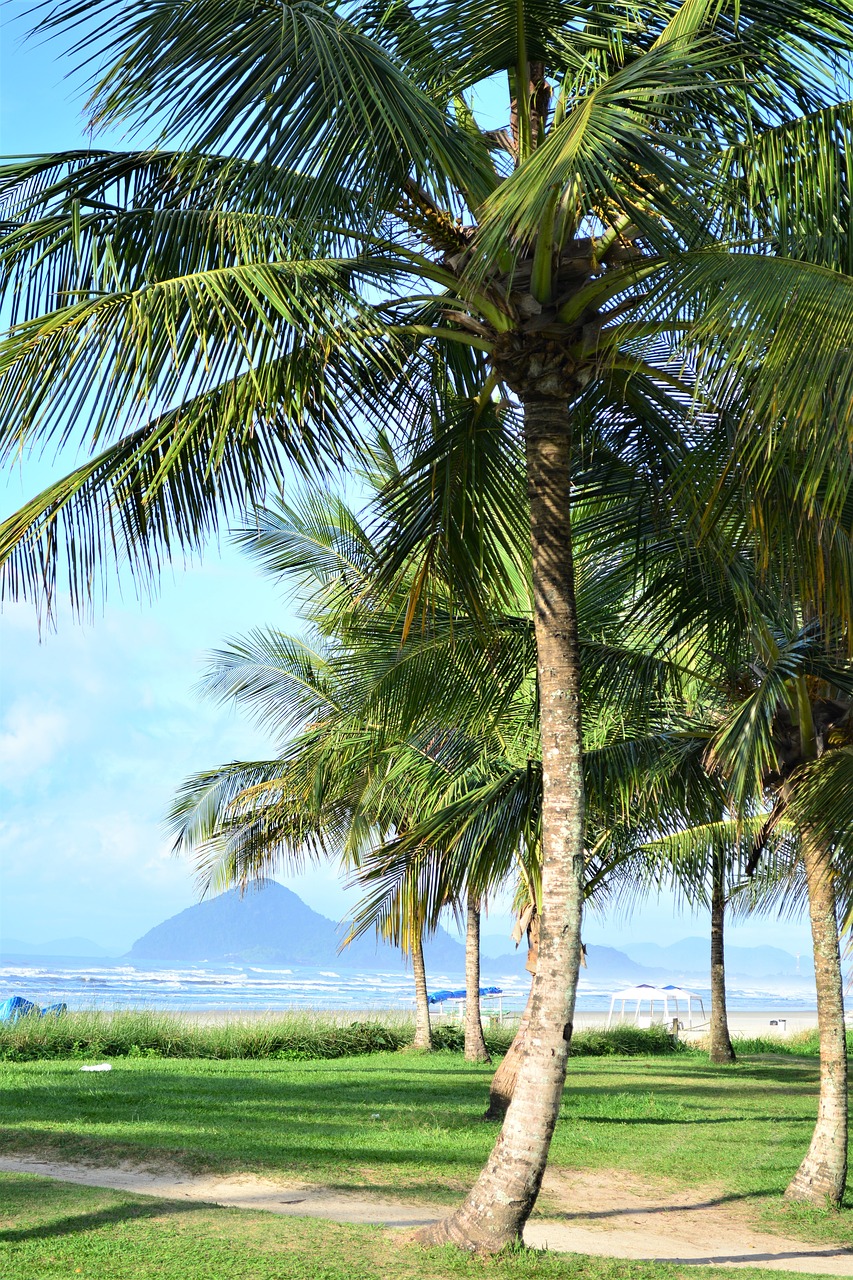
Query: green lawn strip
xmin=0 ymin=1173 xmax=835 ymax=1280
xmin=2 ymin=1054 xmax=851 ymax=1246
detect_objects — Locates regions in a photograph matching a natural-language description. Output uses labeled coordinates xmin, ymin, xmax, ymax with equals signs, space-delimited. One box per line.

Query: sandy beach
xmin=573 ymin=1009 xmax=819 ymax=1038
xmin=172 ymin=1006 xmax=819 ymax=1037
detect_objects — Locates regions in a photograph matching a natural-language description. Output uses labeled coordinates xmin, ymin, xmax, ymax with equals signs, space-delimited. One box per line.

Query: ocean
xmin=0 ymin=957 xmax=821 ymax=1015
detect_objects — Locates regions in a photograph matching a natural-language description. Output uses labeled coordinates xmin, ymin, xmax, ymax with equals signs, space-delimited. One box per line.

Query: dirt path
xmin=2 ymin=1155 xmax=852 ymax=1274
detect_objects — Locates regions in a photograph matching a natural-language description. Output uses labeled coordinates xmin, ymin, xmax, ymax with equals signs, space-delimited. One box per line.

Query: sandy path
xmin=2 ymin=1155 xmax=852 ymax=1274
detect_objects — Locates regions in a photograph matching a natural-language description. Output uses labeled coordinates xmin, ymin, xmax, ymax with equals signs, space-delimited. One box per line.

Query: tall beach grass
xmin=728 ymin=1029 xmax=821 ymax=1056
xmin=0 ymin=1009 xmax=412 ymax=1062
xmin=0 ymin=1009 xmax=691 ymax=1061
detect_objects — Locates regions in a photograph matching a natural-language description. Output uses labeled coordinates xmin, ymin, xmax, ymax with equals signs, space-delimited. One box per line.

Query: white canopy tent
xmin=606 ymin=983 xmax=706 ymax=1030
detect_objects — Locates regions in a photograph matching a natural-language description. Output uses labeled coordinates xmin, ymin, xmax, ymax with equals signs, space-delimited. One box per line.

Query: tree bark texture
xmin=485 ymin=977 xmax=534 ymax=1119
xmin=465 ymin=891 xmax=491 ymax=1063
xmin=709 ymin=852 xmax=735 ymax=1064
xmin=412 ymin=925 xmax=433 ymax=1051
xmin=484 ymin=914 xmax=538 ymax=1119
xmin=418 ymin=397 xmax=585 ymax=1250
xmin=786 ymin=837 xmax=848 ymax=1205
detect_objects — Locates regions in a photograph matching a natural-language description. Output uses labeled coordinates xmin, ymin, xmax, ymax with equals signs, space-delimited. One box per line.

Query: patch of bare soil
xmin=533 ymin=1168 xmax=853 ymax=1274
xmin=1 ymin=1155 xmax=852 ymax=1274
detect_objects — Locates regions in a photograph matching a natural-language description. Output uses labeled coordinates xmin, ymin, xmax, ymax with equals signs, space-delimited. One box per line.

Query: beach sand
xmin=573 ymin=1009 xmax=818 ymax=1037
xmin=169 ymin=1007 xmax=818 ymax=1037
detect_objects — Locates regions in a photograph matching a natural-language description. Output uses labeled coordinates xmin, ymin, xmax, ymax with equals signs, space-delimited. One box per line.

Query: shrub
xmin=569 ymin=1024 xmax=686 ymax=1057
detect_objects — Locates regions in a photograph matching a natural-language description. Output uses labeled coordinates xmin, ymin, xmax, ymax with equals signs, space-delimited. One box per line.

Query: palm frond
xmin=34 ymin=0 xmax=495 ymax=214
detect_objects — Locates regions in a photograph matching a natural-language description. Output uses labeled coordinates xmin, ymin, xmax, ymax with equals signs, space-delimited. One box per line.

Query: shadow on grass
xmin=0 ymin=1129 xmax=483 ymax=1177
xmin=0 ymin=1056 xmax=826 ymax=1191
xmin=581 ymin=1062 xmax=820 ymax=1084
xmin=0 ymin=1195 xmax=202 ymax=1243
xmin=564 ymin=1075 xmax=819 ymax=1098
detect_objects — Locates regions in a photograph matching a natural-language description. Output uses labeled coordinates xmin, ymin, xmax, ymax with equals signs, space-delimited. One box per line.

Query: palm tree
xmin=169 ymin=408 xmax=672 ymax=997
xmin=166 ymin=495 xmax=441 ymax=1047
xmin=628 ymin=579 xmax=853 ymax=1203
xmin=171 ymin=626 xmax=450 ymax=1048
xmin=463 ymin=891 xmax=491 ymax=1063
xmin=169 ymin=436 xmax=535 ymax=1045
xmin=708 ymin=845 xmax=736 ymax=1065
xmin=5 ymin=0 xmax=853 ymax=1248
xmin=713 ymin=634 xmax=853 ymax=1206
xmin=633 ymin=817 xmax=743 ymax=1064
xmin=176 ymin=428 xmax=726 ymax=1105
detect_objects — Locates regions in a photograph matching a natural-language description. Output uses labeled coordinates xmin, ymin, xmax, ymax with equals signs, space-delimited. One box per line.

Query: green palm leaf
xmin=34 ymin=0 xmax=494 ymax=213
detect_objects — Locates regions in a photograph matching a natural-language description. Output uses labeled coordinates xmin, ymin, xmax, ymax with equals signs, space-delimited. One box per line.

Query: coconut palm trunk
xmin=465 ymin=890 xmax=491 ymax=1063
xmin=785 ymin=836 xmax=847 ymax=1205
xmin=412 ymin=924 xmax=434 ymax=1051
xmin=484 ymin=911 xmax=539 ymax=1118
xmin=485 ymin=978 xmax=534 ymax=1119
xmin=420 ymin=397 xmax=585 ymax=1249
xmin=709 ymin=850 xmax=735 ymax=1064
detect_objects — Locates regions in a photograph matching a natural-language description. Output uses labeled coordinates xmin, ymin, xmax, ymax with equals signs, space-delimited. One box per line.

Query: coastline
xmin=1 ymin=955 xmax=823 ymax=1029
xmin=163 ymin=1006 xmax=819 ymax=1037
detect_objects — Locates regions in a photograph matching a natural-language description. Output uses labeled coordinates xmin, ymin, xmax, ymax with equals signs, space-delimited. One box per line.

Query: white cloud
xmin=0 ymin=702 xmax=68 ymax=786
xmin=0 ymin=565 xmax=284 ymax=947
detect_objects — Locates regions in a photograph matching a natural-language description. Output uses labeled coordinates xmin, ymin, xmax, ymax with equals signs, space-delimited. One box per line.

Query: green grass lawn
xmin=0 ymin=1172 xmax=838 ymax=1280
xmin=1 ymin=1049 xmax=850 ymax=1248
xmin=0 ymin=1052 xmax=829 ymax=1195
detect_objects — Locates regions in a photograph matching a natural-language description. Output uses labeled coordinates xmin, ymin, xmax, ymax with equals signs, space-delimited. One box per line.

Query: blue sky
xmin=0 ymin=8 xmax=813 ymax=957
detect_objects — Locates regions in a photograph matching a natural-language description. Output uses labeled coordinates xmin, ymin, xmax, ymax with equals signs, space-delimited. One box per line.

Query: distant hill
xmin=0 ymin=936 xmax=113 ymax=958
xmin=621 ymin=936 xmax=814 ymax=978
xmin=471 ymin=934 xmax=653 ymax=980
xmin=6 ymin=902 xmax=813 ymax=992
xmin=583 ymin=944 xmax=653 ymax=981
xmin=126 ymin=884 xmax=673 ymax=984
xmin=479 ymin=931 xmax=516 ymax=959
xmin=127 ymin=882 xmax=528 ymax=972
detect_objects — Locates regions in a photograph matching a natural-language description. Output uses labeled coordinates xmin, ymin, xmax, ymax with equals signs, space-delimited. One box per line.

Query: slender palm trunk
xmin=419 ymin=397 xmax=585 ymax=1250
xmin=786 ymin=837 xmax=847 ymax=1205
xmin=465 ymin=890 xmax=491 ymax=1063
xmin=709 ymin=852 xmax=735 ymax=1064
xmin=412 ymin=925 xmax=433 ymax=1051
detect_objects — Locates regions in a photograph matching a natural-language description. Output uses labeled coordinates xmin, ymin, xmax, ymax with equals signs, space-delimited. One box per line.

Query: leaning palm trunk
xmin=484 ymin=978 xmax=533 ymax=1119
xmin=412 ymin=925 xmax=434 ymax=1051
xmin=419 ymin=398 xmax=585 ymax=1249
xmin=465 ymin=890 xmax=491 ymax=1063
xmin=484 ymin=912 xmax=539 ymax=1118
xmin=786 ymin=836 xmax=847 ymax=1205
xmin=709 ymin=852 xmax=735 ymax=1064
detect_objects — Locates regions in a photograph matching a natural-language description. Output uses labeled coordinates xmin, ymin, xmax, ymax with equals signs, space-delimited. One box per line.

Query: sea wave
xmin=0 ymin=958 xmax=821 ymax=1014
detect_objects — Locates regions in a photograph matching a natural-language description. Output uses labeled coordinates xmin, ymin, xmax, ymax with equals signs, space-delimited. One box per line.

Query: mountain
xmin=120 ymin=888 xmax=817 ymax=992
xmin=463 ymin=934 xmax=652 ymax=981
xmin=480 ymin=931 xmax=517 ymax=959
xmin=0 ymin=936 xmax=113 ymax=958
xmin=126 ymin=884 xmax=663 ymax=984
xmin=582 ymin=945 xmax=654 ymax=981
xmin=621 ymin=937 xmax=814 ymax=978
xmin=127 ymin=882 xmax=527 ymax=972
